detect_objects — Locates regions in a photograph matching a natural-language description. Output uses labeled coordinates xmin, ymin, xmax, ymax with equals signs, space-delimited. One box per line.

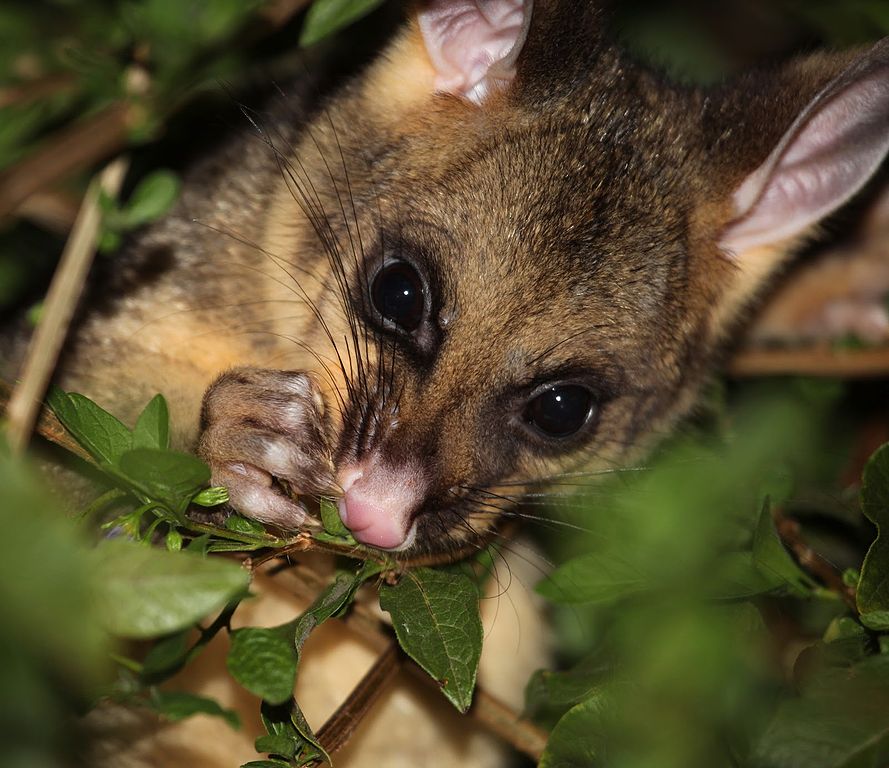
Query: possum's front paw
xmin=197 ymin=368 xmax=334 ymax=529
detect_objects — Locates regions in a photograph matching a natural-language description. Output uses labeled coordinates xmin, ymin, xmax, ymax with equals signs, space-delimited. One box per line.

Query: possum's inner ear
xmin=417 ymin=0 xmax=533 ymax=105
xmin=719 ymin=41 xmax=889 ymax=255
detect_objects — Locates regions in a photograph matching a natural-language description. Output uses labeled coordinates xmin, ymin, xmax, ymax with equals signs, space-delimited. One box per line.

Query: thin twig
xmin=0 ymin=72 xmax=76 ymax=109
xmin=5 ymin=157 xmax=128 ymax=453
xmin=729 ymin=344 xmax=889 ymax=378
xmin=773 ymin=509 xmax=858 ymax=610
xmin=0 ymin=104 xmax=131 ymax=221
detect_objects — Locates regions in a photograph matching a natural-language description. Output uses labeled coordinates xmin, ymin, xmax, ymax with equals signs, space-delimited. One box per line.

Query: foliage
xmin=529 ymin=381 xmax=889 ymax=768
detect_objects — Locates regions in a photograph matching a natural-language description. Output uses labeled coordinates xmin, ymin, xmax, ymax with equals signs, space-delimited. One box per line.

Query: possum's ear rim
xmin=718 ymin=38 xmax=889 ymax=256
xmin=416 ymin=0 xmax=533 ymax=106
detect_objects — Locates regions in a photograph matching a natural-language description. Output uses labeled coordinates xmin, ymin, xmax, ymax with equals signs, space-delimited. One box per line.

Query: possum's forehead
xmin=379 ymin=120 xmax=686 ymax=326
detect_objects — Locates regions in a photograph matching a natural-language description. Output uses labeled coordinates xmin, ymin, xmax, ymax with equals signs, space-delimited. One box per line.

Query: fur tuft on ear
xmin=417 ymin=0 xmax=533 ymax=105
xmin=719 ymin=38 xmax=889 ymax=255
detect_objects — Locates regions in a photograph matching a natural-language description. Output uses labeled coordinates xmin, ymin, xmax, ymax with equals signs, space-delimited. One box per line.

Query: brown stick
xmin=729 ymin=345 xmax=889 ymax=378
xmin=5 ymin=158 xmax=128 ymax=453
xmin=0 ymin=72 xmax=76 ymax=109
xmin=0 ymin=104 xmax=131 ymax=221
xmin=773 ymin=510 xmax=858 ymax=610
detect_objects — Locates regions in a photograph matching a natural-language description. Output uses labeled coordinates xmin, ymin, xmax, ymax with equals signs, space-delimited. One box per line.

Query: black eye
xmin=524 ymin=385 xmax=594 ymax=439
xmin=371 ymin=261 xmax=425 ymax=332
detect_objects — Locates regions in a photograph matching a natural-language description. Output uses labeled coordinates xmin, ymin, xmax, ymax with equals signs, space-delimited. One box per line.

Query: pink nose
xmin=337 ymin=462 xmax=423 ymax=551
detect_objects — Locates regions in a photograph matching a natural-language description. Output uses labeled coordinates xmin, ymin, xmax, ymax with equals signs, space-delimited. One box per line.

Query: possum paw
xmin=197 ymin=368 xmax=334 ymax=529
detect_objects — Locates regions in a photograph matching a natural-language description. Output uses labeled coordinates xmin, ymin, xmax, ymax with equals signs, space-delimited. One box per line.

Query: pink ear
xmin=417 ymin=0 xmax=533 ymax=105
xmin=720 ymin=40 xmax=889 ymax=255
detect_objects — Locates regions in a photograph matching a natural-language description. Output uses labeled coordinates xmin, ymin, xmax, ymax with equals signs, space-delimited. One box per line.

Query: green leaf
xmin=525 ymin=656 xmax=607 ymax=719
xmin=193 ymin=486 xmax=230 ymax=507
xmin=141 ymin=630 xmax=191 ymax=676
xmin=225 ymin=514 xmax=267 ymax=536
xmin=254 ymin=733 xmax=299 ymax=759
xmin=46 ymin=387 xmax=131 ymax=466
xmin=290 ymin=699 xmax=330 ymax=766
xmin=380 ymin=567 xmax=483 ymax=712
xmin=539 ymin=691 xmax=609 ymax=768
xmin=118 ymin=170 xmax=181 ymax=229
xmin=227 ymin=625 xmax=298 ymax=705
xmin=752 ymin=499 xmax=816 ymax=596
xmin=117 ymin=448 xmax=210 ymax=514
xmin=91 ymin=539 xmax=249 ymax=639
xmin=165 ymin=529 xmax=183 ymax=551
xmin=707 ymin=550 xmax=784 ymax=600
xmin=132 ymin=394 xmax=170 ymax=450
xmin=536 ymin=551 xmax=647 ymax=605
xmin=858 ymin=443 xmax=889 ymax=630
xmin=319 ymin=496 xmax=350 ymax=537
xmin=754 ymin=655 xmax=889 ymax=768
xmin=149 ymin=689 xmax=239 ymax=729
xmin=299 ymin=0 xmax=385 ymax=47
xmin=242 ymin=762 xmax=290 ymax=768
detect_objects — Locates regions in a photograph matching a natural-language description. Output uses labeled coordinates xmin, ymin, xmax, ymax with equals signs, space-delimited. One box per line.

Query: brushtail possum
xmin=14 ymin=0 xmax=889 ymax=764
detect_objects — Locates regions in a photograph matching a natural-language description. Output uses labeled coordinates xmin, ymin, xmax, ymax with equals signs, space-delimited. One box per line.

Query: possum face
xmin=266 ymin=0 xmax=889 ymax=555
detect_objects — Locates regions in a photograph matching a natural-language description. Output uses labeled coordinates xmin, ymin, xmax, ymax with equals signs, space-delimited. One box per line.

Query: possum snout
xmin=337 ymin=457 xmax=424 ymax=550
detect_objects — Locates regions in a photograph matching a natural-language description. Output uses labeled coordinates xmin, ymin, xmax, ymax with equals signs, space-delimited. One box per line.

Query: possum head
xmin=266 ymin=0 xmax=889 ymax=555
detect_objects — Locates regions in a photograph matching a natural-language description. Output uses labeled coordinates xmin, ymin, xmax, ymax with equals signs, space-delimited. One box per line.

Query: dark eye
xmin=371 ymin=261 xmax=425 ymax=332
xmin=524 ymin=385 xmax=594 ymax=439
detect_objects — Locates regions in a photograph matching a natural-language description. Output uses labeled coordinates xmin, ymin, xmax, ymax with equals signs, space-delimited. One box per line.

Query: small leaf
xmin=255 ymin=733 xmax=299 ymax=759
xmin=227 ymin=625 xmax=298 ymax=705
xmin=119 ymin=170 xmax=180 ymax=229
xmin=133 ymin=394 xmax=170 ymax=450
xmin=242 ymin=762 xmax=290 ymax=768
xmin=319 ymin=496 xmax=349 ymax=537
xmin=46 ymin=387 xmax=132 ymax=466
xmin=225 ymin=515 xmax=267 ymax=536
xmin=141 ymin=630 xmax=191 ymax=676
xmin=752 ymin=499 xmax=816 ymax=596
xmin=858 ymin=443 xmax=889 ymax=630
xmin=117 ymin=448 xmax=210 ymax=514
xmin=299 ymin=0 xmax=385 ymax=47
xmin=707 ymin=550 xmax=784 ymax=600
xmin=525 ymin=656 xmax=608 ymax=719
xmin=539 ymin=691 xmax=609 ymax=768
xmin=91 ymin=539 xmax=249 ymax=639
xmin=536 ymin=551 xmax=646 ymax=605
xmin=165 ymin=529 xmax=183 ymax=552
xmin=290 ymin=699 xmax=329 ymax=765
xmin=380 ymin=567 xmax=483 ymax=712
xmin=149 ymin=690 xmax=239 ymax=729
xmin=193 ymin=486 xmax=230 ymax=507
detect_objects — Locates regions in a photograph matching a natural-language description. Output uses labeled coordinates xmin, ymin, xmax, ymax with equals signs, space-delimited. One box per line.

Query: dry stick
xmin=773 ymin=510 xmax=858 ymax=610
xmin=0 ymin=72 xmax=76 ymax=109
xmin=0 ymin=103 xmax=131 ymax=221
xmin=730 ymin=344 xmax=889 ymax=378
xmin=5 ymin=158 xmax=128 ymax=454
